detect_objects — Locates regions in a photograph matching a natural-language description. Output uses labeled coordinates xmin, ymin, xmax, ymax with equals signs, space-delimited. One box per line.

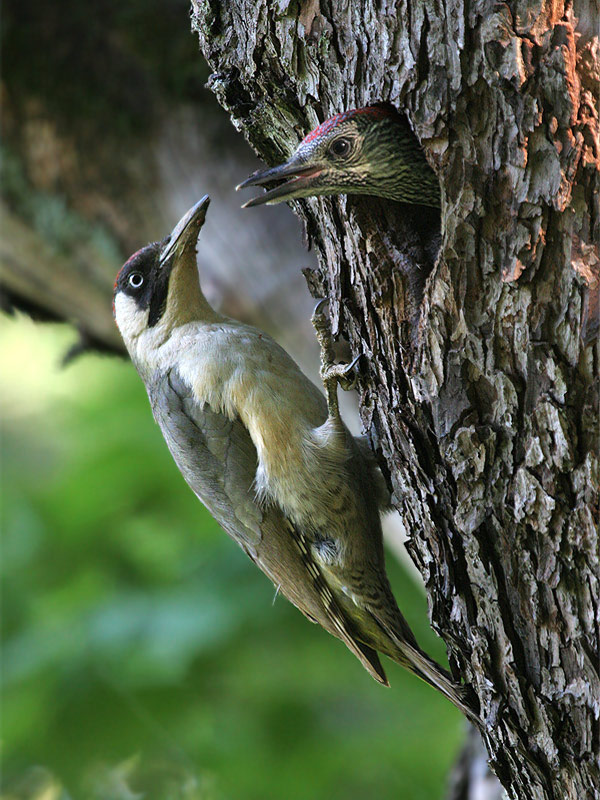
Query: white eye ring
xmin=128 ymin=272 xmax=144 ymax=289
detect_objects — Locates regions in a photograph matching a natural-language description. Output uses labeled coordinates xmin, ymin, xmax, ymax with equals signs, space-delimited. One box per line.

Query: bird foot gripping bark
xmin=311 ymin=299 xmax=361 ymax=419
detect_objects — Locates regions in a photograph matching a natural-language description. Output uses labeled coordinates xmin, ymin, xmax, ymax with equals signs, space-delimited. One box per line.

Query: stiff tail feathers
xmin=372 ymin=611 xmax=480 ymax=724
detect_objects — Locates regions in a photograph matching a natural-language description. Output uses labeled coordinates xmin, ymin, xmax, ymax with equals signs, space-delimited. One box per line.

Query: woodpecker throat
xmin=237 ymin=106 xmax=440 ymax=208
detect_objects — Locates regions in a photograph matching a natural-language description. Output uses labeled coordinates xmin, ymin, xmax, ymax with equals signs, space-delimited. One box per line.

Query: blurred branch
xmin=0 ymin=203 xmax=125 ymax=355
xmin=445 ymin=726 xmax=506 ymax=800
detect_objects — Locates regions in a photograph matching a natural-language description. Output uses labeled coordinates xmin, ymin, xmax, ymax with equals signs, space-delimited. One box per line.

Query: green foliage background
xmin=1 ymin=316 xmax=464 ymax=799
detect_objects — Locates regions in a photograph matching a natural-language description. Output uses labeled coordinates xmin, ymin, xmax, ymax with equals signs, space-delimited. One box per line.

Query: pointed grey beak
xmin=159 ymin=195 xmax=210 ymax=265
xmin=236 ymin=161 xmax=324 ymax=208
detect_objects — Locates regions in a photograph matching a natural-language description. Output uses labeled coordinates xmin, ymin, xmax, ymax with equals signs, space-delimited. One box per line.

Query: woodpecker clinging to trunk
xmin=113 ymin=197 xmax=477 ymax=722
xmin=237 ymin=106 xmax=440 ymax=208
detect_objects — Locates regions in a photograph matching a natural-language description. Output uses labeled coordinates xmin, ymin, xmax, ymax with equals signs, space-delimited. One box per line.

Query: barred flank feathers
xmin=285 ymin=520 xmax=389 ymax=686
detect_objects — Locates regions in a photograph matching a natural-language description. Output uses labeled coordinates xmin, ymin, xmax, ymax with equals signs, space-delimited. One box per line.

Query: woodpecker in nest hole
xmin=237 ymin=106 xmax=440 ymax=208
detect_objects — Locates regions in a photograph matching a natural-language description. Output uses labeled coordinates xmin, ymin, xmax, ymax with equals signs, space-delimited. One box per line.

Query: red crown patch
xmin=301 ymin=106 xmax=393 ymax=145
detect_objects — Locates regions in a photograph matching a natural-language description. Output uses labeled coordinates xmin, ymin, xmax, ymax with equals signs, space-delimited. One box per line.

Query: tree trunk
xmin=192 ymin=2 xmax=600 ymax=798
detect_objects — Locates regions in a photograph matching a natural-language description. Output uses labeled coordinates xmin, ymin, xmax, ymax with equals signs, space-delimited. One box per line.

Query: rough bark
xmin=192 ymin=2 xmax=600 ymax=798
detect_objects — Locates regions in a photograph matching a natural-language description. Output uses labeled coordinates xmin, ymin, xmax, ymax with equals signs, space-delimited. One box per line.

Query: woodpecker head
xmin=113 ymin=195 xmax=212 ymax=360
xmin=237 ymin=106 xmax=440 ymax=209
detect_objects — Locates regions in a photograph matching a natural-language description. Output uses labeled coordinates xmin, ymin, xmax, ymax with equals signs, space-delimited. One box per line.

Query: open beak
xmin=159 ymin=195 xmax=210 ymax=265
xmin=236 ymin=160 xmax=323 ymax=208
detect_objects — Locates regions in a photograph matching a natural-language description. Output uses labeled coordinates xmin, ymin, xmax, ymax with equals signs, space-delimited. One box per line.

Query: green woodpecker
xmin=237 ymin=106 xmax=440 ymax=208
xmin=112 ymin=197 xmax=477 ymax=722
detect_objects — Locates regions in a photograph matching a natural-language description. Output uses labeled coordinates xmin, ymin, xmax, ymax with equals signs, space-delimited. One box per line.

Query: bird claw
xmin=311 ymin=298 xmax=335 ymax=366
xmin=312 ymin=298 xmax=328 ymax=316
xmin=310 ymin=298 xmax=362 ymax=419
xmin=321 ymin=353 xmax=361 ymax=392
xmin=311 ymin=298 xmax=329 ymax=335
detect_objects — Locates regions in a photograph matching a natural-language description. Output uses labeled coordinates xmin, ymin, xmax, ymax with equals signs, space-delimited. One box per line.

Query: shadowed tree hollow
xmin=192 ymin=2 xmax=599 ymax=799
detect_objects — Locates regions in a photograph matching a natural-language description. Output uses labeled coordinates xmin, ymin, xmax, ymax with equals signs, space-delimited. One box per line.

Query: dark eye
xmin=329 ymin=138 xmax=351 ymax=158
xmin=128 ymin=272 xmax=144 ymax=289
